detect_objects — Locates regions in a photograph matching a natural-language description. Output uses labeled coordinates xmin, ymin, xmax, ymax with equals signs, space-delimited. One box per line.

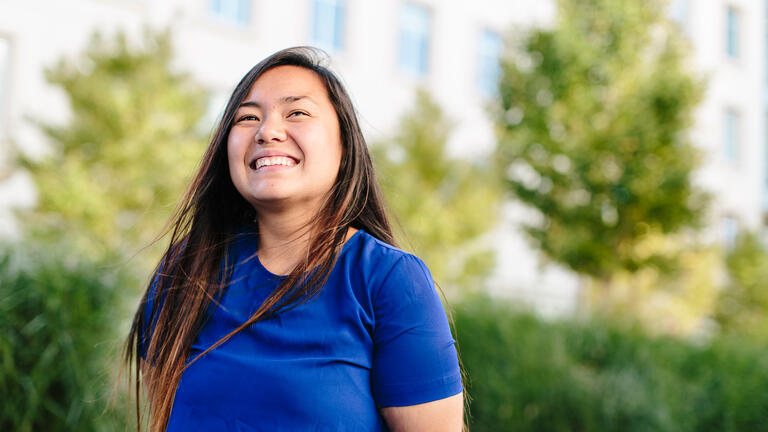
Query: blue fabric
xmin=143 ymin=227 xmax=462 ymax=431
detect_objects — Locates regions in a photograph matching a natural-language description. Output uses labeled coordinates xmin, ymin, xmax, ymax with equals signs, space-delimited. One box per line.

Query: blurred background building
xmin=0 ymin=0 xmax=765 ymax=315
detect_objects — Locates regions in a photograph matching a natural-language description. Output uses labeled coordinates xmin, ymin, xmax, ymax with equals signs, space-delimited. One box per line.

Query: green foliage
xmin=715 ymin=231 xmax=768 ymax=341
xmin=0 ymin=241 xmax=135 ymax=431
xmin=19 ymin=28 xmax=207 ymax=262
xmin=582 ymin=240 xmax=720 ymax=336
xmin=454 ymin=295 xmax=768 ymax=431
xmin=495 ymin=0 xmax=707 ymax=279
xmin=372 ymin=90 xmax=501 ymax=289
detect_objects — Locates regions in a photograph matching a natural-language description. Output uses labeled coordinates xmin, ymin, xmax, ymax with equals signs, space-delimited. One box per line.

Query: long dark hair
xmin=124 ymin=46 xmax=467 ymax=431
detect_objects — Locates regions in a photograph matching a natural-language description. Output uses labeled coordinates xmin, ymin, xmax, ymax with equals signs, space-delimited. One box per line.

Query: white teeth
xmin=254 ymin=156 xmax=296 ymax=170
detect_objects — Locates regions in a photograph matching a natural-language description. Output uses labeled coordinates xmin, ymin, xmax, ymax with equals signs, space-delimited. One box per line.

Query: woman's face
xmin=227 ymin=65 xmax=343 ymax=213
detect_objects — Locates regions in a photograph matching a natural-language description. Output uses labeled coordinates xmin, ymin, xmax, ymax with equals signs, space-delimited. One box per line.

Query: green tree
xmin=19 ymin=28 xmax=207 ymax=263
xmin=715 ymin=231 xmax=768 ymax=341
xmin=495 ymin=0 xmax=706 ymax=282
xmin=372 ymin=90 xmax=501 ymax=291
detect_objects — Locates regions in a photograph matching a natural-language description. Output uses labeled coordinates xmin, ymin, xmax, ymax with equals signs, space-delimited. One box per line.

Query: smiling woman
xmin=124 ymin=47 xmax=465 ymax=432
xmin=227 ymin=66 xmax=343 ymax=218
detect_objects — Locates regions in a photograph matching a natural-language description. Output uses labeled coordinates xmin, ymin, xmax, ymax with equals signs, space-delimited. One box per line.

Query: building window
xmin=726 ymin=6 xmax=739 ymax=58
xmin=208 ymin=0 xmax=251 ymax=27
xmin=398 ymin=3 xmax=430 ymax=77
xmin=724 ymin=109 xmax=740 ymax=163
xmin=312 ymin=0 xmax=345 ymax=52
xmin=478 ymin=29 xmax=503 ymax=97
xmin=0 ymin=37 xmax=8 ymax=141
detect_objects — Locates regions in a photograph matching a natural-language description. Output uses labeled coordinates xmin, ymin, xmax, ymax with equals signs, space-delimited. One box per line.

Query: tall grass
xmin=454 ymin=294 xmax=768 ymax=432
xmin=0 ymin=242 xmax=134 ymax=431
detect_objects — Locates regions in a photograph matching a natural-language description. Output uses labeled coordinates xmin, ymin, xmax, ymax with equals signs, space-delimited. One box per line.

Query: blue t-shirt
xmin=142 ymin=227 xmax=463 ymax=431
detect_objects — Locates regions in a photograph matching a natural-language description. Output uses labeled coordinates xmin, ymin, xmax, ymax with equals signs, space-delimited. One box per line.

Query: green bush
xmin=715 ymin=231 xmax=768 ymax=341
xmin=454 ymin=295 xmax=768 ymax=432
xmin=0 ymin=241 xmax=133 ymax=431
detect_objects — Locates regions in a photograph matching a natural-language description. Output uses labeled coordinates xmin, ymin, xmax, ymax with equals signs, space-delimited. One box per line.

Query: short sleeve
xmin=371 ymin=254 xmax=463 ymax=407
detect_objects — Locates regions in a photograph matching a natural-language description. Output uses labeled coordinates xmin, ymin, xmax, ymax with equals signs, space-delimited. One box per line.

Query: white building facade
xmin=0 ymin=0 xmax=765 ymax=315
xmin=674 ymin=0 xmax=768 ymax=246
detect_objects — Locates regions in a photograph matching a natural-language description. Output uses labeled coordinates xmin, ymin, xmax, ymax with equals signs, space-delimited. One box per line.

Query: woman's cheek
xmin=228 ymin=130 xmax=249 ymax=161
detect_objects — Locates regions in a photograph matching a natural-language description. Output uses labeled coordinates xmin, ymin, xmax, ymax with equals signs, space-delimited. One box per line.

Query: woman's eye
xmin=288 ymin=111 xmax=309 ymax=118
xmin=238 ymin=114 xmax=259 ymax=122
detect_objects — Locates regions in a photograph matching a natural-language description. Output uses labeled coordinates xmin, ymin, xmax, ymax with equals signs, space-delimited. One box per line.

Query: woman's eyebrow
xmin=280 ymin=95 xmax=316 ymax=104
xmin=238 ymin=95 xmax=317 ymax=109
xmin=238 ymin=100 xmax=261 ymax=109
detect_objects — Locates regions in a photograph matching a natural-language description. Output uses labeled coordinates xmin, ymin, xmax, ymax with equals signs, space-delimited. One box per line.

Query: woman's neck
xmin=254 ymin=206 xmax=358 ymax=276
xmin=255 ymin=207 xmax=313 ymax=276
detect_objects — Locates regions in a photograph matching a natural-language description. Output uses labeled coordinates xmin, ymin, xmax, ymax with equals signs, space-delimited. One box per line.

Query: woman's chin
xmin=249 ymin=193 xmax=291 ymax=205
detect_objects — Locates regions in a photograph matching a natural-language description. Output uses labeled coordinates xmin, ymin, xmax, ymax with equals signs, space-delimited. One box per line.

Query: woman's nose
xmin=255 ymin=115 xmax=287 ymax=144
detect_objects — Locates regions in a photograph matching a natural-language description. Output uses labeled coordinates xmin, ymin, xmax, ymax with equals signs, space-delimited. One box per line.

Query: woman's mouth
xmin=250 ymin=156 xmax=298 ymax=171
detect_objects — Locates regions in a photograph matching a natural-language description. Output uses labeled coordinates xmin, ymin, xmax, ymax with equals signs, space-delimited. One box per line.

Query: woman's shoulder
xmin=351 ymin=230 xmax=425 ymax=268
xmin=347 ymin=230 xmax=434 ymax=296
